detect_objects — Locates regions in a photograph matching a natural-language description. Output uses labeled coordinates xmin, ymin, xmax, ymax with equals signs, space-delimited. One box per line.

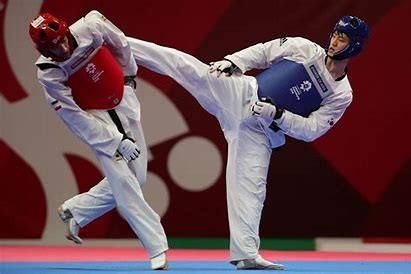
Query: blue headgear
xmin=327 ymin=15 xmax=370 ymax=60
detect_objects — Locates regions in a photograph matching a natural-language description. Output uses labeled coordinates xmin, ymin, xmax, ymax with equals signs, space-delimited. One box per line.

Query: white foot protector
xmin=57 ymin=206 xmax=83 ymax=244
xmin=236 ymin=255 xmax=284 ymax=270
xmin=150 ymin=252 xmax=168 ymax=270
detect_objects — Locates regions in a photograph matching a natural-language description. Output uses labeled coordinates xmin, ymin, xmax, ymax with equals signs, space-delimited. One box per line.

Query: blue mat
xmin=2 ymin=261 xmax=411 ymax=274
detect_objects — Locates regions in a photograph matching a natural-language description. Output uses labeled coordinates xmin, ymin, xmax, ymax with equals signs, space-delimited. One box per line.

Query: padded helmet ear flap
xmin=326 ymin=15 xmax=370 ymax=60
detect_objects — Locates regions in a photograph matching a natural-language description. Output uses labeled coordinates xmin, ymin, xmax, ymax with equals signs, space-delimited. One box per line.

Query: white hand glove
xmin=209 ymin=59 xmax=237 ymax=77
xmin=117 ymin=139 xmax=141 ymax=161
xmin=251 ymin=101 xmax=277 ymax=126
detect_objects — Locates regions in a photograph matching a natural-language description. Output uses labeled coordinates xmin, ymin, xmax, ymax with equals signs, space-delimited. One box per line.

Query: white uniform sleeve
xmin=38 ymin=67 xmax=123 ymax=157
xmin=224 ymin=37 xmax=313 ymax=73
xmin=276 ymin=90 xmax=353 ymax=142
xmin=85 ymin=10 xmax=137 ymax=76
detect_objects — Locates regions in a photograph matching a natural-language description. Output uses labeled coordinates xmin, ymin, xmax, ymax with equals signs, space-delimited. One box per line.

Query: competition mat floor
xmin=2 ymin=246 xmax=411 ymax=273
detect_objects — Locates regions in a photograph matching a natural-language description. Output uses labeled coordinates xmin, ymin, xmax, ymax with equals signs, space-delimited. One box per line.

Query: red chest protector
xmin=67 ymin=46 xmax=124 ymax=110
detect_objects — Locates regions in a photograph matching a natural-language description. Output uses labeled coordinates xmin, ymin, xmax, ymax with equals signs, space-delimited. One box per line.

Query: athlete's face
xmin=328 ymin=31 xmax=350 ymax=57
xmin=47 ymin=36 xmax=71 ymax=61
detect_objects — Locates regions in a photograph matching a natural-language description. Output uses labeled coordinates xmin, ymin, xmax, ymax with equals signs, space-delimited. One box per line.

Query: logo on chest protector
xmin=290 ymin=80 xmax=313 ymax=100
xmin=67 ymin=46 xmax=124 ymax=110
xmin=85 ymin=62 xmax=104 ymax=83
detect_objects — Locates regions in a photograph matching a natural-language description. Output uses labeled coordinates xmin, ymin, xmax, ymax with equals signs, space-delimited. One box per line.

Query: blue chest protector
xmin=256 ymin=59 xmax=330 ymax=117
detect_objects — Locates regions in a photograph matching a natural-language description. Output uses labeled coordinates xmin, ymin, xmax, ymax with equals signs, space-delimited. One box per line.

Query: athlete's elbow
xmin=87 ymin=10 xmax=103 ymax=18
xmin=299 ymin=131 xmax=322 ymax=142
xmin=300 ymin=135 xmax=317 ymax=142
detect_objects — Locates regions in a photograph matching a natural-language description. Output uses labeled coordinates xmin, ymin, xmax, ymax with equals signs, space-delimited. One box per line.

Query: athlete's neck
xmin=325 ymin=56 xmax=349 ymax=81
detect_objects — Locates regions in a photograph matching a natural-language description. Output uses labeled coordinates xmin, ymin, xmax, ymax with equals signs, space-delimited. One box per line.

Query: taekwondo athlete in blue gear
xmin=127 ymin=15 xmax=369 ymax=270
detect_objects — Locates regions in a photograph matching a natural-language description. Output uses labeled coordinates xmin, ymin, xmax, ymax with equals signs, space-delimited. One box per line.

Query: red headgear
xmin=29 ymin=13 xmax=71 ymax=60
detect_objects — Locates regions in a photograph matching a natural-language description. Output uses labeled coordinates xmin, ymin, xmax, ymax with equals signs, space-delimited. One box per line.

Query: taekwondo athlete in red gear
xmin=126 ymin=15 xmax=369 ymax=270
xmin=29 ymin=11 xmax=168 ymax=270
